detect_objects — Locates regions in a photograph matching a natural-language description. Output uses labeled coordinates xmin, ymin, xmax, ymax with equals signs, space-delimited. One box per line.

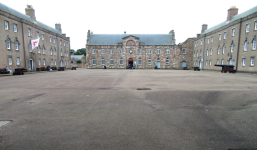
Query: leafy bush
xmin=76 ymin=59 xmax=82 ymax=63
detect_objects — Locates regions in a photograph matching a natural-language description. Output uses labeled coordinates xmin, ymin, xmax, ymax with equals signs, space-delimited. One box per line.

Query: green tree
xmin=76 ymin=59 xmax=82 ymax=63
xmin=74 ymin=48 xmax=86 ymax=56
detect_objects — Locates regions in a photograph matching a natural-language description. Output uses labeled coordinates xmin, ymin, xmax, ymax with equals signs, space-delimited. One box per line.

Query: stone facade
xmin=86 ymin=31 xmax=193 ymax=69
xmin=0 ymin=3 xmax=71 ymax=71
xmin=193 ymin=6 xmax=257 ymax=72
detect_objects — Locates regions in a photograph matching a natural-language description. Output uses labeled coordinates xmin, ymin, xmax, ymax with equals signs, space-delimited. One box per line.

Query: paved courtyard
xmin=0 ymin=69 xmax=257 ymax=150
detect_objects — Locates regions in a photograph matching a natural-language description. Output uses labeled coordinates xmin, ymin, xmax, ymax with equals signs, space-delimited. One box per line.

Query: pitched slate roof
xmin=88 ymin=34 xmax=173 ymax=45
xmin=0 ymin=2 xmax=62 ymax=35
xmin=202 ymin=5 xmax=257 ymax=35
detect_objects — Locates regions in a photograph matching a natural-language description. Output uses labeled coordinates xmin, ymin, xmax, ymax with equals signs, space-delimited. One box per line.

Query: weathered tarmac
xmin=0 ymin=69 xmax=257 ymax=150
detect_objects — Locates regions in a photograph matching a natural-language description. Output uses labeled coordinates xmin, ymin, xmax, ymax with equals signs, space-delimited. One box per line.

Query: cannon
xmin=192 ymin=66 xmax=200 ymax=71
xmin=214 ymin=64 xmax=236 ymax=73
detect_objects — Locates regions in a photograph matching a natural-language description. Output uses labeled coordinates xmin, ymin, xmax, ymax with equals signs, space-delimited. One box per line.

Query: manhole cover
xmin=0 ymin=121 xmax=12 ymax=128
xmin=137 ymin=88 xmax=151 ymax=90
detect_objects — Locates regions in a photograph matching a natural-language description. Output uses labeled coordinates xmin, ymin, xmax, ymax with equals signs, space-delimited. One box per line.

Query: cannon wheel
xmin=224 ymin=70 xmax=227 ymax=73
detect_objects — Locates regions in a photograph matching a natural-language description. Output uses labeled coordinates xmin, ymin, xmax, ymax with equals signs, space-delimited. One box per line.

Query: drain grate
xmin=137 ymin=88 xmax=151 ymax=90
xmin=0 ymin=121 xmax=12 ymax=128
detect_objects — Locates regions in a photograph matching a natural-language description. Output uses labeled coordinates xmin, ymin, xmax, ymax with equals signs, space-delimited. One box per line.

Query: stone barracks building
xmin=86 ymin=30 xmax=193 ymax=69
xmin=193 ymin=6 xmax=257 ymax=72
xmin=0 ymin=3 xmax=70 ymax=71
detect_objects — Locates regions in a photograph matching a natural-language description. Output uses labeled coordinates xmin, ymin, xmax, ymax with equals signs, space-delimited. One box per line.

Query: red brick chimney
xmin=201 ymin=24 xmax=208 ymax=33
xmin=227 ymin=6 xmax=238 ymax=21
xmin=25 ymin=5 xmax=36 ymax=21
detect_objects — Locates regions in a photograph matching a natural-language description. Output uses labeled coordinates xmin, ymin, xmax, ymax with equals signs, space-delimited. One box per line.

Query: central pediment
xmin=122 ymin=35 xmax=140 ymax=40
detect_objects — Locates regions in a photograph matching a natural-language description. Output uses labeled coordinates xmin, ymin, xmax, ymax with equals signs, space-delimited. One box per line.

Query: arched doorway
xmin=157 ymin=58 xmax=160 ymax=68
xmin=128 ymin=58 xmax=133 ymax=69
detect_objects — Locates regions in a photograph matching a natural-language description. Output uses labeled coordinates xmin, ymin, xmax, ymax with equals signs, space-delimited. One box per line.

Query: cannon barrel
xmin=214 ymin=64 xmax=234 ymax=67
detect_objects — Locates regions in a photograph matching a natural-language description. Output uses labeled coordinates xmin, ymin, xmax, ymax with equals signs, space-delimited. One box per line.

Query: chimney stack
xmin=55 ymin=23 xmax=62 ymax=33
xmin=25 ymin=5 xmax=36 ymax=21
xmin=201 ymin=24 xmax=208 ymax=33
xmin=227 ymin=6 xmax=238 ymax=21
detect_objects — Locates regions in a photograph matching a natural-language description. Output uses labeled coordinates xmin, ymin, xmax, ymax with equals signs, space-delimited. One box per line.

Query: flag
xmin=134 ymin=61 xmax=137 ymax=67
xmin=31 ymin=38 xmax=40 ymax=50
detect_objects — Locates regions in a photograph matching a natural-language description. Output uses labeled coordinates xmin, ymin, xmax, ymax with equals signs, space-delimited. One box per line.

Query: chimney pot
xmin=201 ymin=24 xmax=208 ymax=33
xmin=227 ymin=6 xmax=238 ymax=21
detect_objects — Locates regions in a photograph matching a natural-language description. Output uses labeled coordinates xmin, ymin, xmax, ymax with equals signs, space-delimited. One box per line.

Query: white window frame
xmin=148 ymin=58 xmax=151 ymax=65
xmin=5 ymin=21 xmax=9 ymax=30
xmin=54 ymin=49 xmax=56 ymax=55
xmin=50 ymin=36 xmax=52 ymax=42
xmin=120 ymin=58 xmax=123 ymax=65
xmin=206 ymin=60 xmax=208 ymax=66
xmin=61 ymin=51 xmax=62 ymax=56
xmin=92 ymin=49 xmax=96 ymax=54
xmin=223 ymin=46 xmax=225 ymax=54
xmin=119 ymin=49 xmax=123 ymax=54
xmin=138 ymin=58 xmax=142 ymax=65
xmin=110 ymin=58 xmax=114 ymax=65
xmin=148 ymin=49 xmax=152 ymax=54
xmin=232 ymin=28 xmax=235 ymax=36
xmin=9 ymin=57 xmax=12 ymax=65
xmin=138 ymin=49 xmax=142 ymax=54
xmin=101 ymin=49 xmax=105 ymax=54
xmin=200 ymin=50 xmax=202 ymax=56
xmin=53 ymin=38 xmax=55 ymax=43
xmin=221 ymin=59 xmax=224 ymax=65
xmin=166 ymin=49 xmax=170 ymax=54
xmin=206 ymin=50 xmax=208 ymax=56
xmin=244 ymin=41 xmax=248 ymax=51
xmin=51 ymin=48 xmax=53 ymax=55
xmin=55 ymin=60 xmax=56 ymax=65
xmin=182 ymin=49 xmax=186 ymax=54
xmin=7 ymin=39 xmax=11 ymax=49
xmin=28 ymin=29 xmax=31 ymax=36
xmin=208 ymin=38 xmax=209 ymax=44
xmin=209 ymin=60 xmax=212 ymax=66
xmin=217 ymin=59 xmax=219 ymax=64
xmin=44 ymin=59 xmax=46 ymax=65
xmin=197 ymin=51 xmax=198 ymax=57
xmin=92 ymin=58 xmax=96 ymax=65
xmin=218 ymin=47 xmax=220 ymax=54
xmin=39 ymin=59 xmax=41 ymax=65
xmin=255 ymin=21 xmax=257 ymax=30
xmin=224 ymin=32 xmax=226 ymax=39
xmin=60 ymin=40 xmax=62 ymax=46
xmin=166 ymin=58 xmax=169 ymax=65
xmin=246 ymin=24 xmax=250 ymax=33
xmin=157 ymin=49 xmax=161 ymax=54
xmin=110 ymin=49 xmax=113 ymax=54
xmin=37 ymin=32 xmax=39 ymax=38
xmin=43 ymin=47 xmax=45 ymax=54
xmin=219 ymin=34 xmax=221 ymax=40
xmin=210 ymin=49 xmax=213 ymax=56
xmin=201 ymin=40 xmax=202 ymax=45
xmin=242 ymin=58 xmax=246 ymax=66
xmin=252 ymin=39 xmax=256 ymax=50
xmin=38 ymin=46 xmax=40 ymax=53
xmin=211 ymin=37 xmax=213 ymax=43
xmin=231 ymin=44 xmax=234 ymax=52
xmin=51 ymin=59 xmax=53 ymax=65
xmin=42 ymin=34 xmax=44 ymax=40
xmin=15 ymin=41 xmax=19 ymax=50
xmin=16 ymin=57 xmax=20 ymax=65
xmin=13 ymin=24 xmax=17 ymax=32
xmin=101 ymin=58 xmax=105 ymax=65
xmin=251 ymin=57 xmax=254 ymax=66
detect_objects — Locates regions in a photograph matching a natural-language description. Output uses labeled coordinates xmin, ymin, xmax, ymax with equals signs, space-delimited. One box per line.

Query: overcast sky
xmin=1 ymin=0 xmax=256 ymax=51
